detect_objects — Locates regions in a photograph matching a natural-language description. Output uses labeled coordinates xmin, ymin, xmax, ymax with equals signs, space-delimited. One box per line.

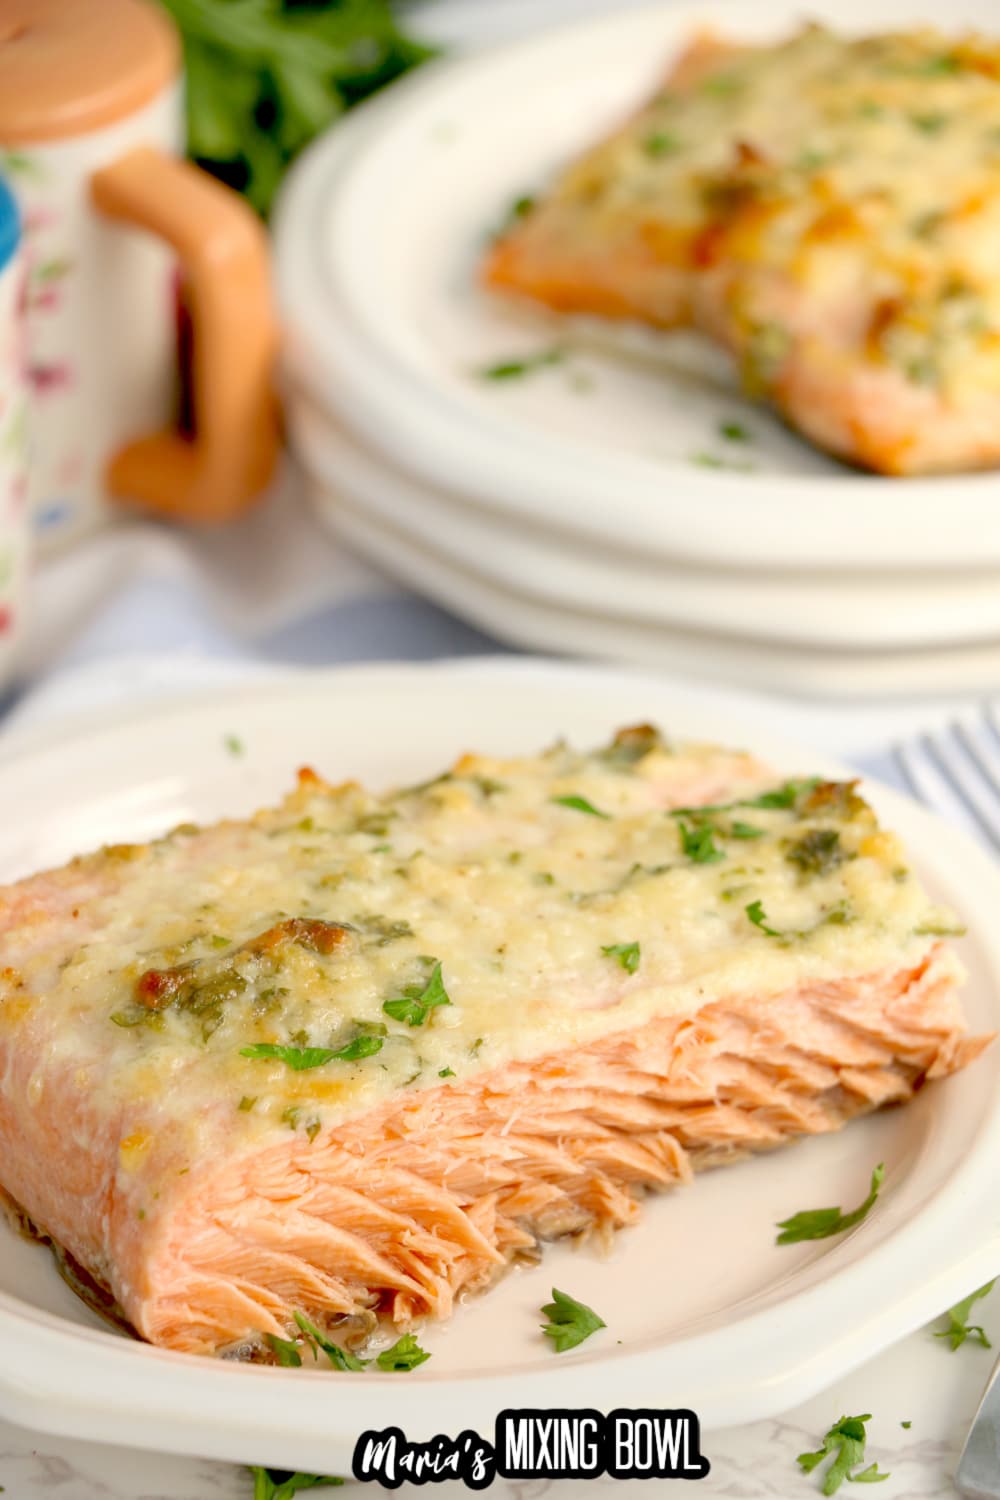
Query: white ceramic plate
xmin=274 ymin=0 xmax=1000 ymax=573
xmin=291 ymin=387 xmax=1000 ymax=652
xmin=301 ymin=469 xmax=1000 ymax=698
xmin=2 ymin=659 xmax=1000 ymax=1473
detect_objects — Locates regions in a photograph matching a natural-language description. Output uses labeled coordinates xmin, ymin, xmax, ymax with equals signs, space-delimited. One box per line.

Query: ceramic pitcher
xmin=0 ymin=0 xmax=279 ymax=549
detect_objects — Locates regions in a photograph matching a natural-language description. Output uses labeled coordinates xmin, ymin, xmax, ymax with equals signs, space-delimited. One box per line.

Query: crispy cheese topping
xmin=0 ymin=728 xmax=959 ymax=1145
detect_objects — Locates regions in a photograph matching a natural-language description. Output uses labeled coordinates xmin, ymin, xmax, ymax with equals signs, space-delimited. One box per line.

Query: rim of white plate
xmin=289 ymin=384 xmax=1000 ymax=651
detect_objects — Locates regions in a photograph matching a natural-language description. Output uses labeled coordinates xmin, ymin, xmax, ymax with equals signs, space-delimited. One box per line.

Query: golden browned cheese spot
xmin=135 ymin=966 xmax=191 ymax=1011
xmin=242 ymin=918 xmax=354 ymax=957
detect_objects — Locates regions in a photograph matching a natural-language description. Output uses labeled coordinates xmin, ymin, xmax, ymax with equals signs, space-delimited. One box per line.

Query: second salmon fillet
xmin=485 ymin=26 xmax=1000 ymax=475
xmin=0 ymin=726 xmax=987 ymax=1359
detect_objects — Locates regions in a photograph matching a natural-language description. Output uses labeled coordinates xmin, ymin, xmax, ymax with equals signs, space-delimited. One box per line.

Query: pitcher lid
xmin=0 ymin=0 xmax=179 ymax=146
xmin=0 ymin=176 xmax=19 ymax=272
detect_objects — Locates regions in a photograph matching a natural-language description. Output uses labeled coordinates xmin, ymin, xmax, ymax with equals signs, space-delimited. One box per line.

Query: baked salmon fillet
xmin=484 ymin=26 xmax=1000 ymax=475
xmin=0 ymin=726 xmax=988 ymax=1360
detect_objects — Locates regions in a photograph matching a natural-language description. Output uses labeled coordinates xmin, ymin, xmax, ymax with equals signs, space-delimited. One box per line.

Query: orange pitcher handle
xmin=91 ymin=146 xmax=279 ymax=523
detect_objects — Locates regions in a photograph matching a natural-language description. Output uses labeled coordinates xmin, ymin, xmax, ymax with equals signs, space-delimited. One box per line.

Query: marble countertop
xmin=2 ymin=1313 xmax=994 ymax=1499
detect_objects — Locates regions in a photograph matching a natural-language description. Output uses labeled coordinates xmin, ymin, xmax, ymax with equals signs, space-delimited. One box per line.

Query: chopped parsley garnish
xmin=678 ymin=819 xmax=725 ymax=864
xmin=495 ymin=193 xmax=536 ymax=235
xmin=901 ymin=1421 xmax=911 ymax=1429
xmin=474 ymin=776 xmax=508 ymax=797
xmin=690 ymin=450 xmax=753 ymax=473
xmin=223 ymin=733 xmax=245 ymax=757
xmin=776 ymin=1163 xmax=885 ymax=1245
xmin=914 ymin=917 xmax=967 ymax=937
xmin=910 ymin=110 xmax=949 ymax=134
xmin=914 ymin=50 xmax=961 ymax=74
xmin=598 ymin=723 xmax=664 ymax=767
xmin=238 ymin=1095 xmax=256 ymax=1112
xmin=375 ymin=1333 xmax=431 ymax=1371
xmin=383 ymin=960 xmax=451 ymax=1027
xmin=331 ymin=1034 xmax=387 ymax=1061
xmin=745 ymin=778 xmax=821 ymax=810
xmin=787 ymin=829 xmax=845 ymax=876
xmin=265 ymin=1332 xmax=303 ymax=1368
xmin=643 ymin=129 xmax=680 ymax=156
xmin=670 ymin=778 xmax=821 ymax=819
xmin=550 ymin=793 xmax=611 ymax=818
xmin=728 ymin=820 xmax=763 ymax=839
xmin=438 ymin=1066 xmax=455 ymax=1078
xmin=479 ymin=347 xmax=564 ymax=381
xmin=601 ymin=941 xmax=641 ymax=974
xmin=745 ymin=900 xmax=782 ymax=937
xmin=240 ymin=1037 xmax=383 ymax=1070
xmin=267 ymin=1313 xmax=429 ymax=1379
xmin=702 ymin=71 xmax=742 ymax=96
xmin=111 ymin=1010 xmax=149 ymax=1028
xmin=797 ymin=1414 xmax=888 ymax=1493
xmin=250 ymin=1468 xmax=344 ymax=1499
xmin=363 ymin=916 xmax=414 ymax=946
xmin=540 ymin=1288 xmax=606 ymax=1352
xmin=294 ymin=1311 xmax=368 ymax=1370
xmin=719 ymin=419 xmax=751 ymax=442
xmin=934 ymin=1280 xmax=995 ymax=1350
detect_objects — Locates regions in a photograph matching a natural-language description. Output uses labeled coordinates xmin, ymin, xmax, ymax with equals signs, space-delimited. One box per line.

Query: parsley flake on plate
xmin=383 ymin=960 xmax=451 ymax=1027
xmin=797 ymin=1413 xmax=888 ymax=1493
xmin=934 ymin=1280 xmax=996 ymax=1350
xmin=776 ymin=1163 xmax=885 ymax=1244
xmin=479 ymin=347 xmax=564 ymax=381
xmin=540 ymin=1287 xmax=606 ymax=1353
xmin=293 ymin=1311 xmax=368 ymax=1371
xmin=265 ymin=1332 xmax=302 ymax=1368
xmin=601 ymin=941 xmax=641 ymax=974
xmin=375 ymin=1333 xmax=431 ymax=1371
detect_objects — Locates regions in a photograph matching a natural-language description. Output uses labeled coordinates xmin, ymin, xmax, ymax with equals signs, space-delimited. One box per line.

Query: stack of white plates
xmin=274 ymin=0 xmax=1000 ymax=698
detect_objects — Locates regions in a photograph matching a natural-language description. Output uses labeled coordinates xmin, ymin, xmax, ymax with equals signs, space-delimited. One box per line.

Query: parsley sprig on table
xmin=935 ymin=1280 xmax=996 ymax=1350
xmin=160 ymin=0 xmax=434 ymax=217
xmin=776 ymin=1164 xmax=885 ymax=1244
xmin=797 ymin=1414 xmax=889 ymax=1493
xmin=250 ymin=1468 xmax=344 ymax=1499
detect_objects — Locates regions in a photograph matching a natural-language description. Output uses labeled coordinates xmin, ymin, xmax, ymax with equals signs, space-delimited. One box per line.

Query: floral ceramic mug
xmin=0 ymin=172 xmax=27 ymax=684
xmin=0 ymin=0 xmax=279 ymax=549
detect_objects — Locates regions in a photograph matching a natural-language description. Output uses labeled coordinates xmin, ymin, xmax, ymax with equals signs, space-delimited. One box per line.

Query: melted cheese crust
xmin=0 ymin=729 xmax=959 ymax=1154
